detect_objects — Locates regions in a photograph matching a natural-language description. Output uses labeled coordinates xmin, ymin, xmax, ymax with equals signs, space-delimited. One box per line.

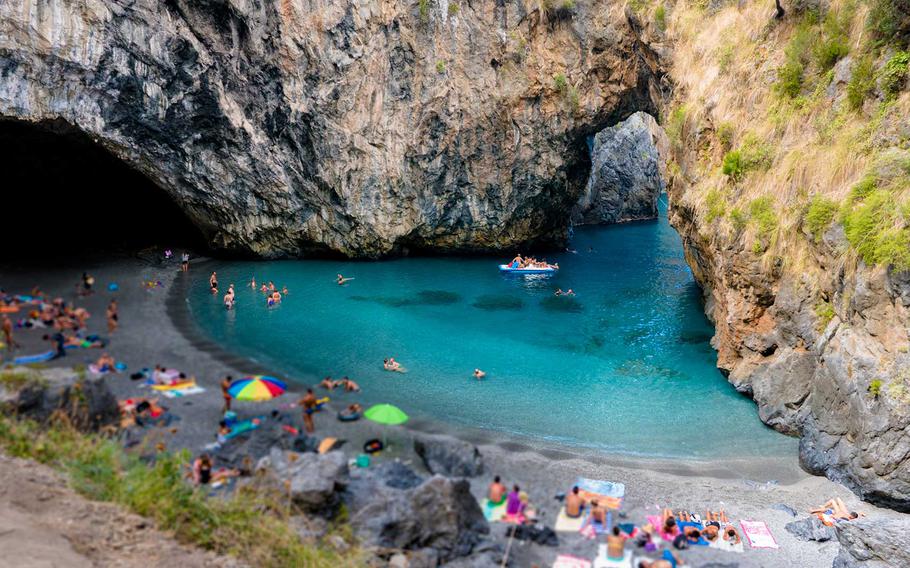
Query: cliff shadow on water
xmin=0 ymin=118 xmax=206 ymax=261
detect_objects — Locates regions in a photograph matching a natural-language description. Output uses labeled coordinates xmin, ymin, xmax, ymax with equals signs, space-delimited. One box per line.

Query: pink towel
xmin=740 ymin=520 xmax=779 ymax=549
xmin=647 ymin=515 xmax=680 ymax=542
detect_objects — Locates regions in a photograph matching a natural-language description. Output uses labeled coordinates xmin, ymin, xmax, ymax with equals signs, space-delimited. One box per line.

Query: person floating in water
xmin=319 ymin=376 xmax=337 ymax=390
xmin=340 ymin=376 xmax=361 ymax=392
xmin=565 ymin=289 xmax=576 ymax=296
xmin=383 ymin=357 xmax=405 ymax=372
xmin=554 ymin=288 xmax=563 ymax=296
xmin=209 ymin=271 xmax=218 ymax=294
xmin=250 ymin=277 xmax=256 ymax=289
xmin=473 ymin=368 xmax=486 ymax=380
xmin=337 ymin=274 xmax=354 ymax=285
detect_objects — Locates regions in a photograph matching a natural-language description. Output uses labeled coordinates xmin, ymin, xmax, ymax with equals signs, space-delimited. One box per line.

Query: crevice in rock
xmin=0 ymin=118 xmax=207 ymax=259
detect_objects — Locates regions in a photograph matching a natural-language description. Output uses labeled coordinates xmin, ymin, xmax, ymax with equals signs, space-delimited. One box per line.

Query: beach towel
xmin=13 ymin=350 xmax=55 ymax=364
xmin=708 ymin=535 xmax=745 ymax=553
xmin=593 ymin=545 xmax=632 ymax=568
xmin=647 ymin=515 xmax=680 ymax=542
xmin=555 ymin=506 xmax=586 ymax=532
xmin=480 ymin=498 xmax=507 ymax=522
xmin=740 ymin=520 xmax=779 ymax=549
xmin=318 ymin=437 xmax=338 ymax=454
xmin=553 ymin=554 xmax=592 ymax=568
xmin=574 ymin=477 xmax=624 ymax=509
xmin=152 ymin=379 xmax=197 ymax=391
xmin=223 ymin=419 xmax=261 ymax=440
xmin=676 ymin=521 xmax=709 ymax=546
xmin=159 ymin=385 xmax=206 ymax=398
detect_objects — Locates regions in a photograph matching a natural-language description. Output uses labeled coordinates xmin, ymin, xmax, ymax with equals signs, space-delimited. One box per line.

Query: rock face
xmin=832 ymin=517 xmax=910 ymax=567
xmin=414 ymin=435 xmax=484 ymax=477
xmin=571 ymin=111 xmax=667 ymax=225
xmin=785 ymin=516 xmax=836 ymax=542
xmin=670 ymin=199 xmax=910 ymax=511
xmin=0 ymin=367 xmax=119 ymax=431
xmin=256 ymin=447 xmax=348 ymax=515
xmin=0 ymin=0 xmax=662 ymax=257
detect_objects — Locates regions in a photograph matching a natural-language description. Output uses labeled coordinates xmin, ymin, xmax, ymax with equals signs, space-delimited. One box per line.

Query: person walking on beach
xmin=2 ymin=315 xmax=19 ymax=351
xmin=106 ymin=300 xmax=119 ymax=334
xmin=181 ymin=251 xmax=190 ymax=272
xmin=221 ymin=376 xmax=233 ymax=413
xmin=300 ymin=388 xmax=318 ymax=434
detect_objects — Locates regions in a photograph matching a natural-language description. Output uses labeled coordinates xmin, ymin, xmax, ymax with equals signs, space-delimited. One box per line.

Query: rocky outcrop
xmin=572 ymin=111 xmax=667 ymax=225
xmin=832 ymin=517 xmax=910 ymax=567
xmin=785 ymin=516 xmax=836 ymax=542
xmin=414 ymin=434 xmax=484 ymax=478
xmin=0 ymin=0 xmax=662 ymax=257
xmin=669 ymin=197 xmax=910 ymax=511
xmin=255 ymin=447 xmax=348 ymax=515
xmin=0 ymin=367 xmax=119 ymax=431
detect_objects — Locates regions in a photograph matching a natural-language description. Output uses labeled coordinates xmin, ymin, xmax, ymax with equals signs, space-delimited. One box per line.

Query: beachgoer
xmin=2 ymin=315 xmax=19 ymax=350
xmin=81 ymin=272 xmax=95 ymax=296
xmin=607 ymin=526 xmax=626 ymax=560
xmin=811 ymin=498 xmax=862 ymax=521
xmin=347 ymin=403 xmax=363 ymax=414
xmin=181 ymin=252 xmax=190 ymax=271
xmin=106 ymin=300 xmax=118 ymax=334
xmin=473 ymin=368 xmax=485 ymax=380
xmin=43 ymin=333 xmax=66 ymax=359
xmin=488 ymin=476 xmax=507 ymax=505
xmin=209 ymin=272 xmax=218 ymax=294
xmin=319 ymin=377 xmax=337 ymax=390
xmin=341 ymin=377 xmax=361 ymax=392
xmin=589 ymin=499 xmax=607 ymax=526
xmin=383 ymin=357 xmax=403 ymax=372
xmin=221 ymin=376 xmax=232 ymax=413
xmin=191 ymin=454 xmax=239 ymax=486
xmin=95 ymin=352 xmax=116 ymax=372
xmin=337 ymin=274 xmax=354 ymax=285
xmin=505 ymin=485 xmax=522 ymax=516
xmin=300 ymin=388 xmax=318 ymax=433
xmin=260 ymin=284 xmax=268 ymax=293
xmin=554 ymin=288 xmax=563 ymax=296
xmin=510 ymin=254 xmax=522 ymax=268
xmin=565 ymin=485 xmax=584 ymax=518
xmin=250 ymin=277 xmax=256 ymax=289
xmin=661 ymin=509 xmax=680 ymax=538
xmin=565 ymin=289 xmax=575 ymax=296
xmin=282 ymin=286 xmax=288 ymax=295
xmin=722 ymin=525 xmax=741 ymax=544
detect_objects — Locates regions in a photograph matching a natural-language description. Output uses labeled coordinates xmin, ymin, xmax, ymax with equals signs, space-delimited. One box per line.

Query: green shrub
xmin=553 ymin=73 xmax=567 ymax=91
xmin=562 ymin=0 xmax=577 ymax=9
xmin=436 ymin=60 xmax=446 ymax=73
xmin=665 ymin=105 xmax=687 ymax=142
xmin=655 ymin=5 xmax=667 ymax=31
xmin=722 ymin=150 xmax=743 ymax=180
xmin=730 ymin=207 xmax=747 ymax=230
xmin=866 ymin=0 xmax=910 ymax=46
xmin=880 ymin=51 xmax=910 ymax=96
xmin=806 ymin=195 xmax=839 ymax=241
xmin=448 ymin=2 xmax=459 ymax=15
xmin=749 ymin=196 xmax=778 ymax=238
xmin=717 ymin=45 xmax=735 ymax=74
xmin=740 ymin=134 xmax=773 ymax=171
xmin=567 ymin=85 xmax=580 ymax=112
xmin=847 ymin=56 xmax=876 ymax=111
xmin=815 ymin=300 xmax=836 ymax=328
xmin=848 ymin=176 xmax=878 ymax=203
xmin=716 ymin=122 xmax=734 ymax=151
xmin=776 ymin=25 xmax=813 ymax=98
xmin=705 ymin=189 xmax=727 ymax=221
xmin=869 ymin=378 xmax=883 ymax=398
xmin=842 ymin=188 xmax=910 ymax=271
xmin=815 ymin=4 xmax=853 ymax=70
xmin=419 ymin=0 xmax=429 ymax=21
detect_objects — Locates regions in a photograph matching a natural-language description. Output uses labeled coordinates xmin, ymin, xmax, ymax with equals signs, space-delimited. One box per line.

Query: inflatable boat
xmin=498 ymin=264 xmax=558 ymax=274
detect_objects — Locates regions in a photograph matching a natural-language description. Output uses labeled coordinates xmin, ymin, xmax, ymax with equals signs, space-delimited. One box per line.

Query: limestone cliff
xmin=663 ymin=0 xmax=910 ymax=510
xmin=0 ymin=0 xmax=662 ymax=257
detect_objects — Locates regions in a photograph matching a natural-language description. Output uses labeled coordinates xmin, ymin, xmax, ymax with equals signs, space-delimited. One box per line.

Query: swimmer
xmin=473 ymin=368 xmax=486 ymax=380
xmin=319 ymin=377 xmax=337 ymax=390
xmin=340 ymin=377 xmax=361 ymax=392
xmin=268 ymin=281 xmax=276 ymax=292
xmin=250 ymin=277 xmax=256 ymax=289
xmin=337 ymin=274 xmax=355 ymax=285
xmin=282 ymin=286 xmax=288 ymax=295
xmin=383 ymin=357 xmax=405 ymax=372
xmin=565 ymin=289 xmax=575 ymax=296
xmin=554 ymin=288 xmax=563 ymax=296
xmin=209 ymin=271 xmax=218 ymax=294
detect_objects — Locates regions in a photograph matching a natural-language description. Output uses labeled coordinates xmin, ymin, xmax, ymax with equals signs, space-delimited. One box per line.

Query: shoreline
xmin=0 ymin=253 xmax=896 ymax=567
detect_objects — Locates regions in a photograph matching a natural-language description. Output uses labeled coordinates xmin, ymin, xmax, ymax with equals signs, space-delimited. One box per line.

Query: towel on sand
xmin=553 ymin=554 xmax=592 ymax=568
xmin=708 ymin=535 xmax=744 ymax=553
xmin=480 ymin=498 xmax=507 ymax=522
xmin=555 ymin=506 xmax=586 ymax=532
xmin=677 ymin=521 xmax=709 ymax=546
xmin=159 ymin=385 xmax=206 ymax=398
xmin=574 ymin=477 xmax=624 ymax=509
xmin=740 ymin=520 xmax=778 ymax=549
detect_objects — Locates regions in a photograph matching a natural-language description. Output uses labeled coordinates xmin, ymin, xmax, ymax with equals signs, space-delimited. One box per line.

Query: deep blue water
xmin=188 ymin=203 xmax=795 ymax=459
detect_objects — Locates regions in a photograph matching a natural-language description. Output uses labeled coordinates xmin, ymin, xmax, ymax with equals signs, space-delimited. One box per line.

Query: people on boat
xmin=507 ymin=254 xmax=558 ymax=270
xmin=473 ymin=368 xmax=485 ymax=380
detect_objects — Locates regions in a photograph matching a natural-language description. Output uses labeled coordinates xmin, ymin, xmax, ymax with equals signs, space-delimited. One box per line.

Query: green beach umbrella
xmin=364 ymin=404 xmax=409 ymax=449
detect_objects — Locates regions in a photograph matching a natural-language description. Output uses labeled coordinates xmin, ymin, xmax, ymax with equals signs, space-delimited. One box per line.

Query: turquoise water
xmin=188 ymin=204 xmax=795 ymax=459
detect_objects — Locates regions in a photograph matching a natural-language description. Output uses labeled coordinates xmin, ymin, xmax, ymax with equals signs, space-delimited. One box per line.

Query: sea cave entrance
xmin=0 ymin=118 xmax=205 ymax=261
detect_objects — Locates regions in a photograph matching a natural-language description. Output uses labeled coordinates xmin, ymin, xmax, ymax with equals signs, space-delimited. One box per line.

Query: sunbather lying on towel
xmin=811 ymin=498 xmax=863 ymax=522
xmin=722 ymin=524 xmax=741 ymax=544
xmin=190 ymin=454 xmax=240 ymax=486
xmin=637 ymin=549 xmax=681 ymax=568
xmin=660 ymin=509 xmax=681 ymax=539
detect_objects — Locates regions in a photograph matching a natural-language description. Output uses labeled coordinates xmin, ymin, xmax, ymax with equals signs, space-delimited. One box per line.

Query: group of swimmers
xmin=508 ymin=254 xmax=558 ymax=270
xmin=319 ymin=376 xmax=361 ymax=392
xmin=554 ymin=288 xmax=576 ymax=297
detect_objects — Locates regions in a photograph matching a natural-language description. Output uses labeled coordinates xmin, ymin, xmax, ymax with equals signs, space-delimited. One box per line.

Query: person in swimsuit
xmin=505 ymin=485 xmax=522 ymax=517
xmin=300 ymin=389 xmax=318 ymax=433
xmin=473 ymin=368 xmax=485 ymax=380
xmin=488 ymin=476 xmax=507 ymax=505
xmin=81 ymin=272 xmax=95 ymax=296
xmin=2 ymin=314 xmax=19 ymax=351
xmin=250 ymin=277 xmax=256 ymax=289
xmin=221 ymin=376 xmax=233 ymax=413
xmin=319 ymin=377 xmax=337 ymax=390
xmin=341 ymin=377 xmax=360 ymax=392
xmin=181 ymin=252 xmax=190 ymax=272
xmin=607 ymin=526 xmax=626 ymax=560
xmin=209 ymin=272 xmax=218 ymax=294
xmin=565 ymin=485 xmax=584 ymax=518
xmin=722 ymin=524 xmax=741 ymax=544
xmin=106 ymin=300 xmax=119 ymax=334
xmin=337 ymin=274 xmax=354 ymax=285
xmin=588 ymin=499 xmax=607 ymax=527
xmin=811 ymin=498 xmax=862 ymax=520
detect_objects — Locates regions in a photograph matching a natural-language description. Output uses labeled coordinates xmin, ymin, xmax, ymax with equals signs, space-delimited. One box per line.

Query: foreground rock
xmin=256 ymin=448 xmax=348 ymax=516
xmin=0 ymin=367 xmax=118 ymax=431
xmin=572 ymin=111 xmax=668 ymax=225
xmin=414 ymin=435 xmax=484 ymax=478
xmin=0 ymin=0 xmax=663 ymax=257
xmin=785 ymin=516 xmax=835 ymax=542
xmin=833 ymin=517 xmax=910 ymax=567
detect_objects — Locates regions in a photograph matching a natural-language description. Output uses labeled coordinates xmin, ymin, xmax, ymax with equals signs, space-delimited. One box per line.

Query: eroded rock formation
xmin=0 ymin=0 xmax=662 ymax=257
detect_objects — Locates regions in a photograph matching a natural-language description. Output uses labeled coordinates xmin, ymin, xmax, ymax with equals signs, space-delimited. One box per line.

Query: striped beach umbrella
xmin=228 ymin=375 xmax=287 ymax=401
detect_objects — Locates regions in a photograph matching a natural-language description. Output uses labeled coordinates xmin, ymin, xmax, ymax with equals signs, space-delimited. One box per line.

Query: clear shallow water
xmin=188 ymin=204 xmax=795 ymax=459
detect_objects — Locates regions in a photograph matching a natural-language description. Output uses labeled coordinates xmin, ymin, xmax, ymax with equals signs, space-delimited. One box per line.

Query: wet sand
xmin=0 ymin=253 xmax=896 ymax=567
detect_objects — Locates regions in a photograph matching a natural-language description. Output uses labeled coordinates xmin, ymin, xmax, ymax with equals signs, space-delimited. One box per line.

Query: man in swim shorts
xmin=300 ymin=388 xmax=317 ymax=433
xmin=2 ymin=314 xmax=18 ymax=351
xmin=488 ymin=476 xmax=507 ymax=505
xmin=565 ymin=485 xmax=583 ymax=518
xmin=221 ymin=375 xmax=233 ymax=413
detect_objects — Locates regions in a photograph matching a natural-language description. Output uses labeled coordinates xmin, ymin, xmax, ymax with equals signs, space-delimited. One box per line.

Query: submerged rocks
xmin=572 ymin=112 xmax=668 ymax=226
xmin=832 ymin=517 xmax=910 ymax=567
xmin=349 ymin=474 xmax=490 ymax=563
xmin=0 ymin=367 xmax=118 ymax=431
xmin=414 ymin=435 xmax=484 ymax=478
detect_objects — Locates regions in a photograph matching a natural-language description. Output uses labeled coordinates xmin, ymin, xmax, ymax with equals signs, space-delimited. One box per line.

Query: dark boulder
xmin=0 ymin=367 xmax=118 ymax=431
xmin=413 ymin=435 xmax=484 ymax=478
xmin=255 ymin=447 xmax=348 ymax=516
xmin=504 ymin=523 xmax=559 ymax=547
xmin=785 ymin=516 xmax=836 ymax=542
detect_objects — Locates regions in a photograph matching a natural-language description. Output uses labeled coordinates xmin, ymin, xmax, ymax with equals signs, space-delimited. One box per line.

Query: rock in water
xmin=350 ymin=475 xmax=489 ymax=563
xmin=0 ymin=0 xmax=662 ymax=257
xmin=414 ymin=435 xmax=484 ymax=478
xmin=833 ymin=517 xmax=910 ymax=567
xmin=571 ymin=112 xmax=668 ymax=225
xmin=785 ymin=517 xmax=836 ymax=542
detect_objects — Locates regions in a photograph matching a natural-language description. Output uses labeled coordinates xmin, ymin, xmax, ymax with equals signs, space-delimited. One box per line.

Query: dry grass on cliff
xmin=663 ymin=0 xmax=910 ymax=280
